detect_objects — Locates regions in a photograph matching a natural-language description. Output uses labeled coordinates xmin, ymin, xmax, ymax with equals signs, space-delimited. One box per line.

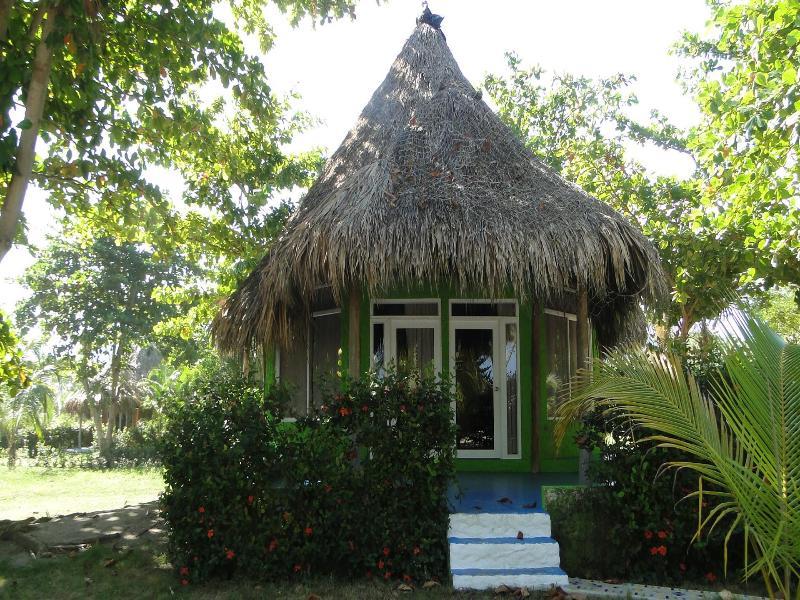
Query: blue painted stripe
xmin=451 ymin=567 xmax=567 ymax=576
xmin=448 ymin=536 xmax=555 ymax=545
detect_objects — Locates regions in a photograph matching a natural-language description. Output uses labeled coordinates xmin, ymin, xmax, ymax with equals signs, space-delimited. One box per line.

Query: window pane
xmin=505 ymin=323 xmax=518 ymax=455
xmin=310 ymin=312 xmax=341 ymax=409
xmin=455 ymin=328 xmax=494 ymax=450
xmin=451 ymin=302 xmax=516 ymax=317
xmin=545 ymin=313 xmax=574 ymax=419
xmin=280 ymin=332 xmax=307 ymax=417
xmin=373 ymin=302 xmax=439 ymax=316
xmin=372 ymin=323 xmax=385 ymax=377
xmin=395 ymin=327 xmax=435 ymax=375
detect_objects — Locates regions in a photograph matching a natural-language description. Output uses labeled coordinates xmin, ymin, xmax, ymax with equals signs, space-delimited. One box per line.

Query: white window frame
xmin=449 ymin=299 xmax=521 ymax=460
xmin=370 ymin=300 xmax=442 ymax=375
xmin=275 ymin=307 xmax=342 ymax=421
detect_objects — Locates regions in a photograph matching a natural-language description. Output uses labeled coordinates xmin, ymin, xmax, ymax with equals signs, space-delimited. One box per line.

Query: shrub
xmin=111 ymin=419 xmax=163 ymax=467
xmin=160 ymin=365 xmax=456 ymax=586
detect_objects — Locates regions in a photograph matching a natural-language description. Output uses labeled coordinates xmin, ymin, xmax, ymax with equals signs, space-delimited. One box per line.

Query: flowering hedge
xmin=159 ymin=364 xmax=457 ymax=587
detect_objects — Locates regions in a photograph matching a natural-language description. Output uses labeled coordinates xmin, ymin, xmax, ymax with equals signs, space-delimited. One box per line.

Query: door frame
xmin=448 ymin=299 xmax=521 ymax=460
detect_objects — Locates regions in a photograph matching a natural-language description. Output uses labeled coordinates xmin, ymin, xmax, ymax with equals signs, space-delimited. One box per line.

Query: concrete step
xmin=448 ymin=512 xmax=552 ymax=539
xmin=451 ymin=566 xmax=569 ymax=590
xmin=449 ymin=536 xmax=561 ymax=570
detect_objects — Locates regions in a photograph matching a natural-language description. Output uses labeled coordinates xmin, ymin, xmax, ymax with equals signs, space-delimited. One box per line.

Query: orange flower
xmin=403 ymin=574 xmax=412 ymax=583
xmin=207 ymin=529 xmax=214 ymax=538
xmin=198 ymin=506 xmax=205 ymax=514
xmin=649 ymin=546 xmax=659 ymax=556
xmin=304 ymin=526 xmax=313 ymax=537
xmin=268 ymin=538 xmax=278 ymax=552
xmin=382 ymin=546 xmax=390 ymax=557
xmin=179 ymin=566 xmax=189 ymax=576
xmin=657 ymin=545 xmax=667 ymax=556
xmin=657 ymin=530 xmax=668 ymax=539
xmin=643 ymin=530 xmax=653 ymax=539
xmin=377 ymin=559 xmax=385 ymax=570
xmin=705 ymin=572 xmax=716 ymax=583
xmin=247 ymin=495 xmax=254 ymax=505
xmin=413 ymin=546 xmax=421 ymax=556
xmin=181 ymin=579 xmax=189 ymax=586
xmin=384 ymin=571 xmax=392 ymax=580
xmin=225 ymin=549 xmax=235 ymax=560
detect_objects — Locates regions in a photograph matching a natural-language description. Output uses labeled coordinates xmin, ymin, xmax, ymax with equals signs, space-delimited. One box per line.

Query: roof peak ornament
xmin=417 ymin=3 xmax=444 ymax=31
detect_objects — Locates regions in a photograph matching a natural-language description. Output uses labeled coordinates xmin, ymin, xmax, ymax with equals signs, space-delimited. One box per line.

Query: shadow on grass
xmin=0 ymin=543 xmax=506 ymax=600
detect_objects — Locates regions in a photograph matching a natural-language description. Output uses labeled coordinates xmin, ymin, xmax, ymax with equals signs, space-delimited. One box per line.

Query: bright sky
xmin=0 ymin=0 xmax=710 ymax=315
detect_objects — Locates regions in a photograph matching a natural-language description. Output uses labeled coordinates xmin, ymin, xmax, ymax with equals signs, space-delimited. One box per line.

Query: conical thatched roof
xmin=213 ymin=19 xmax=667 ymax=355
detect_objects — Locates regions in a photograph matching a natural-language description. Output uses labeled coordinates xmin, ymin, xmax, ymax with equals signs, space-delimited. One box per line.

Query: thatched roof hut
xmin=213 ymin=17 xmax=665 ymax=357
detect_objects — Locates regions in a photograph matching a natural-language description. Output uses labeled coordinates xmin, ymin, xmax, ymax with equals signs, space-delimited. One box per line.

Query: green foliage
xmin=556 ymin=312 xmax=800 ymax=598
xmin=160 ymin=365 xmax=456 ymax=586
xmin=0 ymin=309 xmax=28 ymax=396
xmin=677 ymin=0 xmax=800 ymax=291
xmin=753 ymin=286 xmax=800 ymax=344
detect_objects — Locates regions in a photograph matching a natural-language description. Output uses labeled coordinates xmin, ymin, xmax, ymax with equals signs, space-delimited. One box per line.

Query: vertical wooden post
xmin=531 ymin=302 xmax=541 ymax=472
xmin=348 ymin=288 xmax=361 ymax=378
xmin=576 ymin=284 xmax=590 ymax=482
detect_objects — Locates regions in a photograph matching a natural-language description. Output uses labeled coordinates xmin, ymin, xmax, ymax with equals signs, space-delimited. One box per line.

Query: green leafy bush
xmin=160 ymin=365 xmax=456 ymax=587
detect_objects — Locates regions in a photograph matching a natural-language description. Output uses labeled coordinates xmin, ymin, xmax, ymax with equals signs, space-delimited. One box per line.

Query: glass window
xmin=505 ymin=323 xmax=519 ymax=455
xmin=372 ymin=323 xmax=385 ymax=377
xmin=372 ymin=302 xmax=439 ymax=316
xmin=310 ymin=312 xmax=341 ymax=409
xmin=279 ymin=331 xmax=308 ymax=418
xmin=395 ymin=327 xmax=436 ymax=375
xmin=454 ymin=328 xmax=495 ymax=451
xmin=545 ymin=312 xmax=578 ymax=419
xmin=451 ymin=302 xmax=516 ymax=317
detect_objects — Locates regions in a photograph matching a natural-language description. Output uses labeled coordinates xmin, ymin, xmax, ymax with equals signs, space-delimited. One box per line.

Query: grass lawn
xmin=0 ymin=467 xmax=163 ymax=520
xmin=0 ymin=543 xmax=500 ymax=600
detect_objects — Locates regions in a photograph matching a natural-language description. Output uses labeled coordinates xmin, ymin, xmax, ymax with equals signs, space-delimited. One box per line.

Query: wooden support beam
xmin=531 ymin=302 xmax=541 ymax=472
xmin=576 ymin=285 xmax=590 ymax=371
xmin=348 ymin=289 xmax=361 ymax=378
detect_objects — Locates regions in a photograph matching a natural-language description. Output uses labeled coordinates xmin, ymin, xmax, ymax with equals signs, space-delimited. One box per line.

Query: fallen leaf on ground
xmin=497 ymin=497 xmax=513 ymax=504
xmin=422 ymin=580 xmax=440 ymax=589
xmin=516 ymin=531 xmax=524 ymax=539
xmin=397 ymin=583 xmax=413 ymax=592
xmin=522 ymin=502 xmax=537 ymax=509
xmin=495 ymin=584 xmax=512 ymax=594
xmin=103 ymin=558 xmax=116 ymax=568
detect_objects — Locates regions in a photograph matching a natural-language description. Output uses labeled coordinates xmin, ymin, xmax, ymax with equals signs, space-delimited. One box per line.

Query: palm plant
xmin=555 ymin=311 xmax=799 ymax=599
xmin=0 ymin=381 xmax=55 ymax=466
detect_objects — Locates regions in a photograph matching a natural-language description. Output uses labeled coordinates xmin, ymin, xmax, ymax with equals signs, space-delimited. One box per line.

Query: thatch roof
xmin=213 ymin=18 xmax=667 ymax=355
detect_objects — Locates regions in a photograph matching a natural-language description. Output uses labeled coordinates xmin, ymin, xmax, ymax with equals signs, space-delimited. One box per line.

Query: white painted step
xmin=449 ymin=536 xmax=561 ymax=570
xmin=448 ymin=512 xmax=552 ymax=538
xmin=452 ymin=567 xmax=569 ymax=590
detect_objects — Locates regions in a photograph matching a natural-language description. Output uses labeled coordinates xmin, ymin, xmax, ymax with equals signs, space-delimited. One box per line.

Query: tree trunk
xmin=0 ymin=0 xmax=14 ymax=42
xmin=0 ymin=5 xmax=57 ymax=264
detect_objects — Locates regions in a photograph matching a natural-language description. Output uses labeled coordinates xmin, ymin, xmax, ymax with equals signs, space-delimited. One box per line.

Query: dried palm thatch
xmin=213 ymin=20 xmax=667 ymax=355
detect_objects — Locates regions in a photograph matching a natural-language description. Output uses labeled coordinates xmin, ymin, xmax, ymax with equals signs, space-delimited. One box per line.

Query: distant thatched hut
xmin=213 ymin=16 xmax=665 ymax=472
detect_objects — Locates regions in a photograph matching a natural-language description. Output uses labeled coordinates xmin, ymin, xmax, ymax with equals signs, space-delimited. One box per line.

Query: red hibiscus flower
xmin=403 ymin=574 xmax=412 ymax=583
xmin=181 ymin=579 xmax=189 ymax=586
xmin=377 ymin=559 xmax=385 ymax=570
xmin=657 ymin=530 xmax=668 ymax=539
xmin=643 ymin=530 xmax=653 ymax=539
xmin=293 ymin=564 xmax=302 ymax=573
xmin=649 ymin=546 xmax=659 ymax=555
xmin=247 ymin=495 xmax=254 ymax=505
xmin=179 ymin=566 xmax=189 ymax=576
xmin=413 ymin=546 xmax=421 ymax=556
xmin=207 ymin=529 xmax=214 ymax=539
xmin=324 ymin=484 xmax=332 ymax=493
xmin=304 ymin=526 xmax=313 ymax=537
xmin=198 ymin=506 xmax=205 ymax=514
xmin=705 ymin=572 xmax=716 ymax=583
xmin=361 ymin=404 xmax=369 ymax=413
xmin=383 ymin=546 xmax=390 ymax=557
xmin=384 ymin=571 xmax=392 ymax=580
xmin=268 ymin=538 xmax=278 ymax=552
xmin=657 ymin=545 xmax=667 ymax=556
xmin=225 ymin=549 xmax=235 ymax=560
